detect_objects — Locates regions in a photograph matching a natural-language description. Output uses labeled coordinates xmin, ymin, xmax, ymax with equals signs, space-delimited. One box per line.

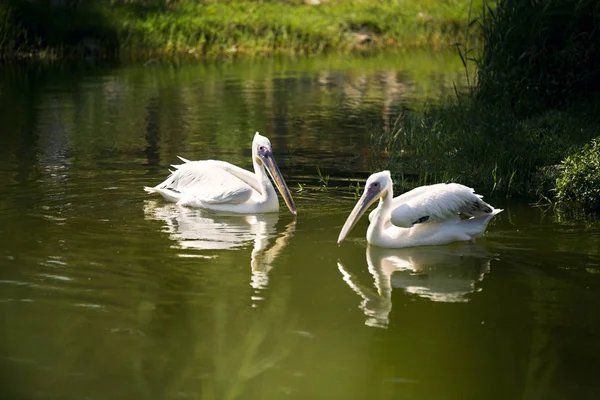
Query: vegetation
xmin=555 ymin=137 xmax=600 ymax=212
xmin=375 ymin=100 xmax=598 ymax=196
xmin=0 ymin=0 xmax=481 ymax=60
xmin=0 ymin=0 xmax=117 ymax=59
xmin=118 ymin=0 xmax=481 ymax=59
xmin=475 ymin=0 xmax=600 ymax=115
xmin=374 ymin=0 xmax=600 ymax=210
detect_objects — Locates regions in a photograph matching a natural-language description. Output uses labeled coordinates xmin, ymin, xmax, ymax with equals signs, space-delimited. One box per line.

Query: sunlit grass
xmin=1 ymin=0 xmax=483 ymax=60
xmin=118 ymin=0 xmax=481 ymax=59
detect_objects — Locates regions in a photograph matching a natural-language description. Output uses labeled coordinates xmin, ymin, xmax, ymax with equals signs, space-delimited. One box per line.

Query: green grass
xmin=118 ymin=0 xmax=481 ymax=58
xmin=373 ymin=96 xmax=599 ymax=197
xmin=1 ymin=0 xmax=482 ymax=60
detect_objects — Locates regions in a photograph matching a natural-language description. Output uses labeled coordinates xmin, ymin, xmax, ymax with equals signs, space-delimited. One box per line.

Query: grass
xmin=373 ymin=96 xmax=599 ymax=197
xmin=1 ymin=0 xmax=482 ymax=60
xmin=316 ymin=166 xmax=330 ymax=190
xmin=118 ymin=0 xmax=482 ymax=59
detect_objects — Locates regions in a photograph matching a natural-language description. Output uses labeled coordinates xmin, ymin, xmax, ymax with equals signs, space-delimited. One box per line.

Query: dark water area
xmin=1 ymin=51 xmax=600 ymax=400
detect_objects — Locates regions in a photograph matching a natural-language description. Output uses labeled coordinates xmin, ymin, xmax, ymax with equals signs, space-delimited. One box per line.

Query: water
xmin=1 ymin=51 xmax=600 ymax=400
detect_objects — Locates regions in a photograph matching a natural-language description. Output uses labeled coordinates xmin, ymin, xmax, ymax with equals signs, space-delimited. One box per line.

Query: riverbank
xmin=372 ymin=95 xmax=600 ymax=198
xmin=0 ymin=0 xmax=480 ymax=61
xmin=372 ymin=0 xmax=600 ymax=211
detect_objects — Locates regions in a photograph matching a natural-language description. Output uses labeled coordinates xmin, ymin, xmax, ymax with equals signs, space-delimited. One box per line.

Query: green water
xmin=1 ymin=52 xmax=600 ymax=400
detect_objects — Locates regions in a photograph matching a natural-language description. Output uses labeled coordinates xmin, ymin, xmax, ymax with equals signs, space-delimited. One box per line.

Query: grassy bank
xmin=373 ymin=96 xmax=599 ymax=197
xmin=118 ymin=0 xmax=481 ymax=59
xmin=1 ymin=0 xmax=481 ymax=60
xmin=372 ymin=0 xmax=600 ymax=209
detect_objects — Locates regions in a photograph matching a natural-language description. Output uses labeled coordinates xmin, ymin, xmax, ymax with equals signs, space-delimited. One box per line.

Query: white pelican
xmin=144 ymin=132 xmax=296 ymax=214
xmin=338 ymin=171 xmax=502 ymax=248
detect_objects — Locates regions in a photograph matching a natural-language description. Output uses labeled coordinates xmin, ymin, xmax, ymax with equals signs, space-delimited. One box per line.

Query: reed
xmin=476 ymin=0 xmax=600 ymax=115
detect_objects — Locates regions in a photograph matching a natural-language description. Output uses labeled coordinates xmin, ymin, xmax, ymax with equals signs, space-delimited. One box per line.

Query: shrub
xmin=555 ymin=137 xmax=600 ymax=211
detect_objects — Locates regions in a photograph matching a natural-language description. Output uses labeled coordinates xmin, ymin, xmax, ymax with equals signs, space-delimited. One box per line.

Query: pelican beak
xmin=337 ymin=185 xmax=381 ymax=245
xmin=260 ymin=150 xmax=297 ymax=215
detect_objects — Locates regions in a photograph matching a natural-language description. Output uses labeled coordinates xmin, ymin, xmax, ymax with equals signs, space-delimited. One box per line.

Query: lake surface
xmin=1 ymin=50 xmax=600 ymax=400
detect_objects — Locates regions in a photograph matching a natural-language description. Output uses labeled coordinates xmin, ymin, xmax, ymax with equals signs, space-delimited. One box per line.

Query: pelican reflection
xmin=144 ymin=200 xmax=296 ymax=293
xmin=338 ymin=244 xmax=495 ymax=328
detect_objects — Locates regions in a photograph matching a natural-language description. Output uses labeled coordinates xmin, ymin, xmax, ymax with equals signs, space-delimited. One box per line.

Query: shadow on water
xmin=143 ymin=200 xmax=296 ymax=295
xmin=129 ymin=282 xmax=299 ymax=400
xmin=338 ymin=244 xmax=495 ymax=328
xmin=0 ymin=49 xmax=468 ymax=179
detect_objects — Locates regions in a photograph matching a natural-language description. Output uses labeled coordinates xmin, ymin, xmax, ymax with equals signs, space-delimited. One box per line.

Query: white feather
xmin=158 ymin=161 xmax=255 ymax=204
xmin=144 ymin=132 xmax=296 ymax=214
xmin=388 ymin=183 xmax=493 ymax=228
xmin=341 ymin=171 xmax=502 ymax=248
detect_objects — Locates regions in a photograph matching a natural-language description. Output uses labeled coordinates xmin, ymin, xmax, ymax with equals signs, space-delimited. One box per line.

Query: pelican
xmin=144 ymin=132 xmax=296 ymax=214
xmin=338 ymin=171 xmax=502 ymax=248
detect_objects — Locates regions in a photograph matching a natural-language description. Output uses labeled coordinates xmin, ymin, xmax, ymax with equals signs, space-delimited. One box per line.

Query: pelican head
xmin=252 ymin=132 xmax=297 ymax=215
xmin=337 ymin=170 xmax=392 ymax=245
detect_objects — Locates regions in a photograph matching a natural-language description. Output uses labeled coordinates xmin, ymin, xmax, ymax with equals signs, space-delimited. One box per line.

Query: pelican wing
xmin=388 ymin=183 xmax=494 ymax=228
xmin=368 ymin=184 xmax=432 ymax=224
xmin=149 ymin=159 xmax=259 ymax=205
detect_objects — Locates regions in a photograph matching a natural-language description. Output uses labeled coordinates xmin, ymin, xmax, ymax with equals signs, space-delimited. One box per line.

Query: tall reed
xmin=476 ymin=0 xmax=600 ymax=115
